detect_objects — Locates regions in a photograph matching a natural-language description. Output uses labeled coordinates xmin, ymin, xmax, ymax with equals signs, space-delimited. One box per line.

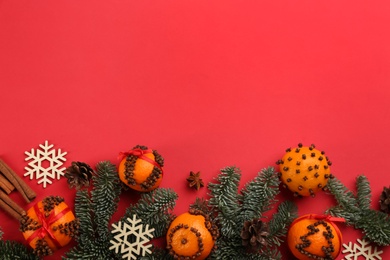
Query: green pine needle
xmin=0 ymin=240 xmax=39 ymax=260
xmin=92 ymin=161 xmax=122 ymax=243
xmin=239 ymin=167 xmax=280 ymax=222
xmin=267 ymin=201 xmax=298 ymax=247
xmin=73 ymin=190 xmax=94 ymax=246
xmin=326 ymin=176 xmax=360 ymax=213
xmin=65 ymin=161 xmax=122 ymax=259
xmin=208 ymin=166 xmax=297 ymax=258
xmin=356 ymin=175 xmax=372 ymax=210
xmin=119 ymin=188 xmax=178 ymax=238
xmin=326 ymin=175 xmax=390 ymax=246
xmin=208 ymin=166 xmax=243 ymax=238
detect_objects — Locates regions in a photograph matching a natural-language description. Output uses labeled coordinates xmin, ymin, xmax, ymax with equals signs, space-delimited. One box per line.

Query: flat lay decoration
xmin=1 ymin=1 xmax=390 ymax=259
xmin=342 ymin=239 xmax=383 ymax=260
xmin=109 ymin=215 xmax=155 ymax=260
xmin=25 ymin=141 xmax=67 ymax=188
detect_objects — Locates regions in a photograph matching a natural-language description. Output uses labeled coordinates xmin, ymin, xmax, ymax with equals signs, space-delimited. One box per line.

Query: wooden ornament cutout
xmin=25 ymin=140 xmax=67 ymax=188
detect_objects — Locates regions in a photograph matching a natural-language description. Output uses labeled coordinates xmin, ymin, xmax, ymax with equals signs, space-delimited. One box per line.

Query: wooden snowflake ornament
xmin=109 ymin=214 xmax=155 ymax=260
xmin=25 ymin=140 xmax=67 ymax=188
xmin=342 ymin=239 xmax=383 ymax=260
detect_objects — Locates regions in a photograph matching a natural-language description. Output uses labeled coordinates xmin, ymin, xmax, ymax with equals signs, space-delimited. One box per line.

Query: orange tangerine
xmin=20 ymin=196 xmax=78 ymax=257
xmin=287 ymin=214 xmax=342 ymax=260
xmin=118 ymin=145 xmax=164 ymax=192
xmin=166 ymin=210 xmax=218 ymax=260
xmin=277 ymin=143 xmax=333 ymax=197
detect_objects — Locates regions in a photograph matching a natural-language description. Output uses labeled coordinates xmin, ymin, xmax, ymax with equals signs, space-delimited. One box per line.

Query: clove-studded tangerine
xmin=118 ymin=145 xmax=164 ymax=192
xmin=166 ymin=209 xmax=219 ymax=260
xmin=20 ymin=196 xmax=79 ymax=257
xmin=277 ymin=143 xmax=333 ymax=197
xmin=287 ymin=214 xmax=343 ymax=260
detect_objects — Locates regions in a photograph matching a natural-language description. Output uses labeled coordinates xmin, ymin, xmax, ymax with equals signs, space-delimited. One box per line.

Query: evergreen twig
xmin=119 ymin=187 xmax=178 ymax=238
xmin=208 ymin=166 xmax=297 ymax=259
xmin=64 ymin=161 xmax=122 ymax=259
xmin=326 ymin=175 xmax=390 ymax=246
xmin=239 ymin=167 xmax=280 ymax=222
xmin=0 ymin=226 xmax=38 ymax=259
xmin=208 ymin=166 xmax=242 ymax=238
xmin=0 ymin=240 xmax=39 ymax=260
xmin=267 ymin=200 xmax=297 ymax=247
xmin=69 ymin=190 xmax=94 ymax=256
xmin=356 ymin=175 xmax=371 ymax=210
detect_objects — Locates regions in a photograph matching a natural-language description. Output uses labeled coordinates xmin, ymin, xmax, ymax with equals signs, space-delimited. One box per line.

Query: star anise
xmin=186 ymin=171 xmax=204 ymax=190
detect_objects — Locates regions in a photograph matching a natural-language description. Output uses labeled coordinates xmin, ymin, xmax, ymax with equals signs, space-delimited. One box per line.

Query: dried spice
xmin=187 ymin=171 xmax=204 ymax=190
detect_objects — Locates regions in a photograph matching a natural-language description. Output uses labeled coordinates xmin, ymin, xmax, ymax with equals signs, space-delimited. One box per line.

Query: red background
xmin=1 ymin=1 xmax=390 ymax=259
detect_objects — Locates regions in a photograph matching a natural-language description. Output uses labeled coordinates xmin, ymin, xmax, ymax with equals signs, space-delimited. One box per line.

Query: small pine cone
xmin=380 ymin=186 xmax=390 ymax=213
xmin=64 ymin=162 xmax=94 ymax=190
xmin=241 ymin=218 xmax=269 ymax=250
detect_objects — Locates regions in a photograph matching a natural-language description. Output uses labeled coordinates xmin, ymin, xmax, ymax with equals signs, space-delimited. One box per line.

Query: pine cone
xmin=64 ymin=162 xmax=94 ymax=190
xmin=380 ymin=186 xmax=390 ymax=213
xmin=241 ymin=218 xmax=269 ymax=250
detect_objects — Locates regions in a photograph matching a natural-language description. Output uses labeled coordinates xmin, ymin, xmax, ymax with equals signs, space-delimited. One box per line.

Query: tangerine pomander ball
xmin=277 ymin=143 xmax=333 ymax=197
xmin=287 ymin=214 xmax=342 ymax=260
xmin=166 ymin=209 xmax=219 ymax=260
xmin=20 ymin=196 xmax=79 ymax=257
xmin=118 ymin=145 xmax=164 ymax=192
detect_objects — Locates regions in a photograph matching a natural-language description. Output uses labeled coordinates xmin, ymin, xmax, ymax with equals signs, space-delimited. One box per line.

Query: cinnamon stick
xmin=0 ymin=158 xmax=36 ymax=202
xmin=0 ymin=173 xmax=15 ymax=194
xmin=0 ymin=190 xmax=26 ymax=220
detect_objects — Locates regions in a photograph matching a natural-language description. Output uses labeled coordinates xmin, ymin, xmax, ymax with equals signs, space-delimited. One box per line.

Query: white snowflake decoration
xmin=342 ymin=238 xmax=383 ymax=260
xmin=24 ymin=140 xmax=67 ymax=188
xmin=110 ymin=214 xmax=155 ymax=260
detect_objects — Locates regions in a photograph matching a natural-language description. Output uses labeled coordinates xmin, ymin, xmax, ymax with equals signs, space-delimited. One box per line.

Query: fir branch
xmin=211 ymin=238 xmax=242 ymax=259
xmin=211 ymin=239 xmax=281 ymax=260
xmin=189 ymin=197 xmax=210 ymax=215
xmin=356 ymin=175 xmax=372 ymax=210
xmin=120 ymin=188 xmax=178 ymax=238
xmin=73 ymin=190 xmax=94 ymax=247
xmin=239 ymin=167 xmax=280 ymax=222
xmin=208 ymin=166 xmax=242 ymax=238
xmin=326 ymin=176 xmax=360 ymax=213
xmin=326 ymin=205 xmax=360 ymax=224
xmin=92 ymin=161 xmax=122 ymax=244
xmin=267 ymin=201 xmax=298 ymax=247
xmin=0 ymin=227 xmax=3 ymax=240
xmin=139 ymin=246 xmax=174 ymax=260
xmin=0 ymin=240 xmax=39 ymax=260
xmin=355 ymin=209 xmax=390 ymax=246
xmin=64 ymin=161 xmax=121 ymax=260
xmin=326 ymin=175 xmax=390 ymax=246
xmin=208 ymin=166 xmax=297 ymax=259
